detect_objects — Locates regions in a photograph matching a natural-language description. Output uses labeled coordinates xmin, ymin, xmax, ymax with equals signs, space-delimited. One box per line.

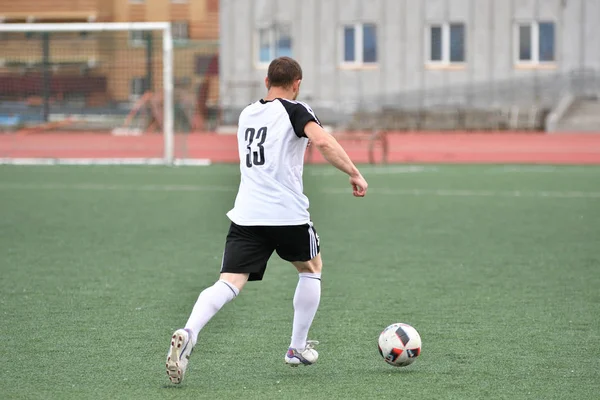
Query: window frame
xmin=172 ymin=21 xmax=190 ymax=44
xmin=425 ymin=22 xmax=467 ymax=67
xmin=254 ymin=23 xmax=293 ymax=68
xmin=339 ymin=23 xmax=378 ymax=68
xmin=513 ymin=20 xmax=557 ymax=67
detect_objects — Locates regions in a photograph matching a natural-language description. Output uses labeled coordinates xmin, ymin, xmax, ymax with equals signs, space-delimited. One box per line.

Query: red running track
xmin=1 ymin=131 xmax=600 ymax=164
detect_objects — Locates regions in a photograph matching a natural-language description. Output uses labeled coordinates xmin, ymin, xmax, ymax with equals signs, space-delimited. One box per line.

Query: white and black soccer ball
xmin=378 ymin=323 xmax=422 ymax=367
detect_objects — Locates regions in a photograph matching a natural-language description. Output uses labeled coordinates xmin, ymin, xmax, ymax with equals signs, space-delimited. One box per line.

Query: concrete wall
xmin=220 ymin=0 xmax=600 ymax=123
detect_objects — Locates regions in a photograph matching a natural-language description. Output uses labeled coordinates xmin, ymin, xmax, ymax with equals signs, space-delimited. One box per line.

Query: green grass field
xmin=1 ymin=164 xmax=599 ymax=400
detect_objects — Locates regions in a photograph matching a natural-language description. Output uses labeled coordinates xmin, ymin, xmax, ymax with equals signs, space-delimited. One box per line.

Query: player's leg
xmin=274 ymin=222 xmax=322 ymax=366
xmin=166 ymin=273 xmax=248 ymax=384
xmin=291 ymin=254 xmax=323 ymax=350
xmin=285 ymin=254 xmax=322 ymax=365
xmin=183 ymin=273 xmax=247 ymax=344
xmin=166 ymin=223 xmax=272 ymax=384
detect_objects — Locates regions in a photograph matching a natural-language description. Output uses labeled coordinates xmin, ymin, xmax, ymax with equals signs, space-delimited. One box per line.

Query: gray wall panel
xmin=219 ymin=0 xmax=600 ymax=116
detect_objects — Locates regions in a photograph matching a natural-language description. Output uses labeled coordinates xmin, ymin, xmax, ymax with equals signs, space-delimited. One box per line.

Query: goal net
xmin=0 ymin=22 xmax=217 ymax=165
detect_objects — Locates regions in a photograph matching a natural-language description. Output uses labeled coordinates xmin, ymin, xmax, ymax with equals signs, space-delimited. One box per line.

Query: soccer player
xmin=166 ymin=56 xmax=368 ymax=384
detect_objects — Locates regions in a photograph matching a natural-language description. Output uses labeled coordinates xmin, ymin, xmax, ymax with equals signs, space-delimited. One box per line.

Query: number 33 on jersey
xmin=244 ymin=126 xmax=267 ymax=168
xmin=227 ymin=98 xmax=322 ymax=226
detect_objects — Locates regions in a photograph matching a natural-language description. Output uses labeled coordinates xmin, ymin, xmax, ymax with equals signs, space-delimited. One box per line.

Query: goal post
xmin=0 ymin=22 xmax=203 ymax=165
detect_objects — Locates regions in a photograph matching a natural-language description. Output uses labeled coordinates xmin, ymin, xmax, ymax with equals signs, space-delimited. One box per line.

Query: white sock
xmin=289 ymin=272 xmax=322 ymax=350
xmin=184 ymin=280 xmax=239 ymax=345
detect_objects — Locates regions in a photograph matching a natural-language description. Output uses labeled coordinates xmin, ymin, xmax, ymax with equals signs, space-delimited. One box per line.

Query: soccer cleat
xmin=284 ymin=340 xmax=319 ymax=366
xmin=166 ymin=328 xmax=194 ymax=384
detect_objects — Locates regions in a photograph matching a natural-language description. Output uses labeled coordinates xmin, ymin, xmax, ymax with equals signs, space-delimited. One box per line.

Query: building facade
xmin=0 ymin=0 xmax=219 ymax=125
xmin=219 ymin=0 xmax=600 ymax=125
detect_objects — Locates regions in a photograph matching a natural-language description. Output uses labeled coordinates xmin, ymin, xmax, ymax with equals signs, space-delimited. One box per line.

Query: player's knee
xmin=293 ymin=254 xmax=322 ymax=274
xmin=219 ymin=272 xmax=249 ymax=292
xmin=305 ymin=263 xmax=322 ymax=274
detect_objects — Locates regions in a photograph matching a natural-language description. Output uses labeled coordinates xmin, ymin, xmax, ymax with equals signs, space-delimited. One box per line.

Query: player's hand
xmin=350 ymin=174 xmax=368 ymax=197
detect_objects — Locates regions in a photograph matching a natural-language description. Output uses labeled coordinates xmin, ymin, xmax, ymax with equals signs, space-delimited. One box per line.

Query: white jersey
xmin=226 ymin=98 xmax=321 ymax=226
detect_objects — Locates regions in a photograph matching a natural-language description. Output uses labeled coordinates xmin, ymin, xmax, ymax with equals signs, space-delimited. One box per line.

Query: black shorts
xmin=219 ymin=221 xmax=320 ymax=281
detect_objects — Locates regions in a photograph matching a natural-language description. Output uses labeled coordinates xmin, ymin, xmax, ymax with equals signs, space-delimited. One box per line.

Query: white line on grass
xmin=0 ymin=158 xmax=212 ymax=166
xmin=484 ymin=165 xmax=600 ymax=174
xmin=0 ymin=183 xmax=235 ymax=192
xmin=308 ymin=165 xmax=600 ymax=176
xmin=1 ymin=182 xmax=599 ymax=199
xmin=309 ymin=166 xmax=438 ymax=175
xmin=323 ymin=188 xmax=600 ymax=198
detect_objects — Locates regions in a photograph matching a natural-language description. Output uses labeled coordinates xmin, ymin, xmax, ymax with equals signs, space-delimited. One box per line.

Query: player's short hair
xmin=267 ymin=57 xmax=303 ymax=89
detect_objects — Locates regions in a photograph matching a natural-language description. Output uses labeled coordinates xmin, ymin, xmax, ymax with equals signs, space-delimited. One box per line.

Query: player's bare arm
xmin=304 ymin=121 xmax=368 ymax=197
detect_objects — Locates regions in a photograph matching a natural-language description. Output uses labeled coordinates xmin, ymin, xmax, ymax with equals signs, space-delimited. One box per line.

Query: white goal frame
xmin=0 ymin=22 xmax=188 ymax=165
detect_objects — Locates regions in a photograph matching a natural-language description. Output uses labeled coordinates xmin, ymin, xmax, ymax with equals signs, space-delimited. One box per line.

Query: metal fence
xmin=0 ymin=28 xmax=219 ymax=134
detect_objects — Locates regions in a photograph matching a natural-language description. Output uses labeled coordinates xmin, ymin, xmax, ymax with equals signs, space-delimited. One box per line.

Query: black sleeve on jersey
xmin=280 ymin=100 xmax=322 ymax=138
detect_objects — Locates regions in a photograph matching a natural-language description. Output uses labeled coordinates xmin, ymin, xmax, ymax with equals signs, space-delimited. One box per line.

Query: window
xmin=129 ymin=31 xmax=145 ymax=47
xmin=172 ymin=21 xmax=189 ymax=42
xmin=427 ymin=23 xmax=465 ymax=65
xmin=341 ymin=23 xmax=377 ymax=66
xmin=130 ymin=77 xmax=146 ymax=101
xmin=515 ymin=21 xmax=555 ymax=65
xmin=257 ymin=24 xmax=292 ymax=65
